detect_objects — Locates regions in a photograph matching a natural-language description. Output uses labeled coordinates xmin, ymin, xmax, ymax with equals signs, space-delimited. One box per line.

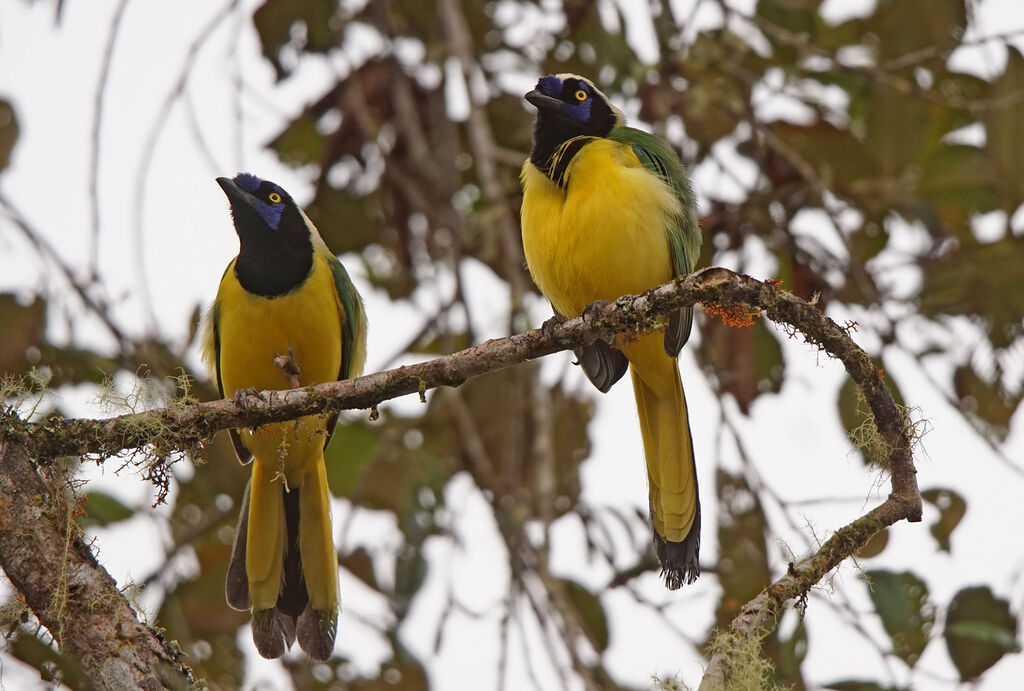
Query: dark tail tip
xmin=297 ymin=603 xmax=338 ymax=661
xmin=654 ymin=511 xmax=701 ymax=590
xmin=251 ymin=609 xmax=296 ymax=659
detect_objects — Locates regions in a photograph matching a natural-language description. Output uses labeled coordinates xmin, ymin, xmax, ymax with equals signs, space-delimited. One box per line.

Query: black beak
xmin=216 ymin=176 xmax=252 ymax=209
xmin=217 ymin=176 xmax=265 ymax=236
xmin=525 ymin=89 xmax=566 ymax=114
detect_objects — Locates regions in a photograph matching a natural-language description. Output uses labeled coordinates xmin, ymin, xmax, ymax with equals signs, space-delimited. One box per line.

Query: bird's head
xmin=525 ymin=74 xmax=624 ymax=176
xmin=216 ymin=173 xmax=315 ymax=296
xmin=216 ymin=173 xmax=300 ymax=236
xmin=525 ymin=73 xmax=623 ymax=139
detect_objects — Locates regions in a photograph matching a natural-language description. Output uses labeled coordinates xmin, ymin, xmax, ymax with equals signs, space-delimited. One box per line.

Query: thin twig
xmin=87 ymin=0 xmax=130 ymax=283
xmin=438 ymin=0 xmax=529 ymax=332
xmin=131 ymin=0 xmax=239 ymax=334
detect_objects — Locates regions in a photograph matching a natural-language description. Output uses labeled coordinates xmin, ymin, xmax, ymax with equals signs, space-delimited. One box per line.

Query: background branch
xmin=1 ymin=267 xmax=922 ymax=688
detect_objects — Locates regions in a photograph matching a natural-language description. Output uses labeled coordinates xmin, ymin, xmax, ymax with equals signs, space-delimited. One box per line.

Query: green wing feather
xmin=322 ymin=247 xmax=368 ymax=381
xmin=202 ymin=261 xmax=254 ymax=464
xmin=608 ymin=126 xmax=701 ymax=356
xmin=317 ymin=244 xmax=367 ymax=453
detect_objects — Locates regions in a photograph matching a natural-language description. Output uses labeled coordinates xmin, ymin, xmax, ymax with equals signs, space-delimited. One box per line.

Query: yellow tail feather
xmin=299 ymin=456 xmax=339 ymax=612
xmin=247 ymin=461 xmax=287 ymax=611
xmin=625 ymin=333 xmax=701 ymax=588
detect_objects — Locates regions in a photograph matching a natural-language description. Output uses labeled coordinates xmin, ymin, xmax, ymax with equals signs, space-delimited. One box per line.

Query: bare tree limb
xmin=2 ymin=268 xmax=922 ymax=494
xmin=87 ymin=0 xmax=130 ymax=283
xmin=0 ymin=267 xmax=922 ymax=689
xmin=438 ymin=0 xmax=530 ymax=330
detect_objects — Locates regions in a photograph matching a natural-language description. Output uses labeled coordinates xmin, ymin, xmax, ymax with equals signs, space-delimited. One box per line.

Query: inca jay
xmin=201 ymin=173 xmax=367 ymax=659
xmin=520 ymin=75 xmax=702 ymax=588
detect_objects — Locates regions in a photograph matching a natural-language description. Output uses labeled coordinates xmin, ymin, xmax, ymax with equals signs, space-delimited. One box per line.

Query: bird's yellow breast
xmin=520 ymin=138 xmax=681 ymax=318
xmin=214 ymin=252 xmax=342 ymax=482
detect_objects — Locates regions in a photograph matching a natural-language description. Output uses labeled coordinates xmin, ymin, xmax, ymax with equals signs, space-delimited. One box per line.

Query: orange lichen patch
xmin=702 ymin=301 xmax=760 ymax=328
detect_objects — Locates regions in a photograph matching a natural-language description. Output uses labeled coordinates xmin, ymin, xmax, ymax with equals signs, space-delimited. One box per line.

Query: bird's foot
xmin=231 ymin=387 xmax=263 ymax=412
xmin=541 ymin=312 xmax=567 ymax=339
xmin=580 ymin=299 xmax=616 ymax=344
xmin=581 ymin=299 xmax=613 ymax=325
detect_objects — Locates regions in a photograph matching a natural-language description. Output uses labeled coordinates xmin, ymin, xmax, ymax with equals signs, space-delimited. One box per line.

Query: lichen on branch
xmin=0 ymin=266 xmax=923 ymax=690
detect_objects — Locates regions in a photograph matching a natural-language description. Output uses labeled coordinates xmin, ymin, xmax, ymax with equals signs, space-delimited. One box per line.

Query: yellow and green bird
xmin=520 ymin=75 xmax=702 ymax=588
xmin=201 ymin=173 xmax=367 ymax=658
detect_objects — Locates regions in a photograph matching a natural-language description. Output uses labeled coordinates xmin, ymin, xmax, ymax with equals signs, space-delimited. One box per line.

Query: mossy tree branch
xmin=0 ymin=440 xmax=197 ymax=690
xmin=0 ymin=267 xmax=922 ymax=689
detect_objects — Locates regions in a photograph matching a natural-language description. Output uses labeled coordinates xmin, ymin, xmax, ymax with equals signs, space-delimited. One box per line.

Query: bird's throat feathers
xmin=234 ymin=204 xmax=314 ymax=298
xmin=536 ymin=136 xmax=598 ymax=187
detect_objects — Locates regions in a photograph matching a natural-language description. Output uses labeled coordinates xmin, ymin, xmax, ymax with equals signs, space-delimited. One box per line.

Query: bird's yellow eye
xmin=575 ymin=89 xmax=588 ymax=101
xmin=268 ymin=192 xmax=282 ymax=203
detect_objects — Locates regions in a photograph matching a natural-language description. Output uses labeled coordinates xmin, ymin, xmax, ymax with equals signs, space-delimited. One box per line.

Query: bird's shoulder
xmin=313 ymin=244 xmax=368 ymax=379
xmin=606 ymin=126 xmax=686 ymax=183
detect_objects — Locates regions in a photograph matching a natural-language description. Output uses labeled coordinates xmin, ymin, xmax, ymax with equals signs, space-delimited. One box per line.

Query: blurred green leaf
xmin=308 ymin=187 xmax=385 ymax=256
xmin=777 ymin=617 xmax=808 ymax=683
xmin=563 ymin=579 xmax=609 ymax=652
xmin=756 ymin=0 xmax=821 ymax=36
xmin=0 ymin=293 xmax=45 ymax=377
xmin=547 ymin=384 xmax=592 ymax=516
xmin=945 ymin=621 xmax=1019 ymax=651
xmin=714 ymin=470 xmax=771 ymax=630
xmin=79 ymin=491 xmax=134 ymax=528
xmin=920 ymin=488 xmax=965 ymax=552
xmin=253 ymin=0 xmax=342 ymax=78
xmin=269 ymin=111 xmax=325 ymax=166
xmin=847 ymin=220 xmax=890 ymax=265
xmin=919 ymin=236 xmax=1024 ymax=349
xmin=155 ymin=438 xmax=252 ymax=686
xmin=952 ymin=363 xmax=1022 ymax=439
xmin=340 ymin=546 xmax=378 ymax=591
xmin=410 ymin=330 xmax=472 ymax=356
xmin=859 ymin=82 xmax=930 ymax=180
xmin=769 ymin=121 xmax=877 ymax=199
xmin=698 ymin=316 xmax=784 ymax=413
xmin=9 ymin=631 xmax=87 ymax=688
xmin=863 ymin=570 xmax=935 ymax=667
xmin=325 ymin=421 xmax=380 ymax=498
xmin=548 ymin=2 xmax=634 ymax=80
xmin=752 ymin=318 xmax=786 ymax=398
xmin=855 ymin=527 xmax=889 ymax=559
xmin=918 ymin=144 xmax=998 ymax=228
xmin=944 ymin=586 xmax=1020 ymax=681
xmin=983 ymin=46 xmax=1024 ymax=209
xmin=675 ymin=32 xmax=751 ymax=147
xmin=434 ymin=369 xmax=590 ymax=517
xmin=825 ymin=681 xmax=907 ymax=691
xmin=0 ymin=99 xmax=18 ymax=172
xmin=870 ymin=0 xmax=966 ymax=62
xmin=281 ymin=648 xmax=429 ymax=689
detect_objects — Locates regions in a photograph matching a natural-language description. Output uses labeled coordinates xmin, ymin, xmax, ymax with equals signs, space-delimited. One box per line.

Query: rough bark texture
xmin=0 ymin=441 xmax=196 ymax=690
xmin=693 ymin=270 xmax=922 ymax=690
xmin=0 ymin=268 xmax=922 ymax=689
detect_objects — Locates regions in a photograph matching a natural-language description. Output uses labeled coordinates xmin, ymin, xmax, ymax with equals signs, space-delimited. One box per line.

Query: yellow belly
xmin=215 ymin=253 xmax=342 ymax=485
xmin=520 ymin=138 xmax=681 ymax=318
